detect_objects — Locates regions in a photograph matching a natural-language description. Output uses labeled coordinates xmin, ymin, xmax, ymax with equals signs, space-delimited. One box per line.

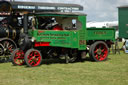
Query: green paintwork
xmin=37 ymin=30 xmax=77 ymax=48
xmin=29 ymin=29 xmax=85 ymax=50
xmin=118 ymin=8 xmax=128 ymax=39
xmin=28 ymin=13 xmax=115 ymax=50
xmin=87 ymin=28 xmax=115 ymax=41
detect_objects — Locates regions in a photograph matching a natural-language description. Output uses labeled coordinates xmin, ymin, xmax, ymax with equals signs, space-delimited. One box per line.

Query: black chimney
xmin=23 ymin=14 xmax=28 ymax=34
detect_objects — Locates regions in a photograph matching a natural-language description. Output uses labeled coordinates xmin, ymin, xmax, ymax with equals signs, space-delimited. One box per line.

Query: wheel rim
xmin=14 ymin=50 xmax=24 ymax=65
xmin=27 ymin=51 xmax=41 ymax=67
xmin=94 ymin=43 xmax=108 ymax=61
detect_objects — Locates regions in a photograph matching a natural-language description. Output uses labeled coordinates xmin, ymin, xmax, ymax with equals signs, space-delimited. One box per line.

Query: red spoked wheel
xmin=11 ymin=48 xmax=25 ymax=66
xmin=89 ymin=41 xmax=108 ymax=61
xmin=24 ymin=49 xmax=42 ymax=67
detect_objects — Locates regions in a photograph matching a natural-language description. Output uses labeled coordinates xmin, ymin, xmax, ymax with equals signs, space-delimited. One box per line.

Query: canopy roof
xmin=0 ymin=1 xmax=83 ymax=13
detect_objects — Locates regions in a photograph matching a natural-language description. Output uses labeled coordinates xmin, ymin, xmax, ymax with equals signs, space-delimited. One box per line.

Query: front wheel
xmin=89 ymin=41 xmax=109 ymax=61
xmin=11 ymin=48 xmax=25 ymax=66
xmin=24 ymin=49 xmax=42 ymax=67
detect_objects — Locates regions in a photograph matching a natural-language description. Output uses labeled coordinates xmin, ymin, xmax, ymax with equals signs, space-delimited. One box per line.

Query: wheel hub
xmin=97 ymin=49 xmax=102 ymax=55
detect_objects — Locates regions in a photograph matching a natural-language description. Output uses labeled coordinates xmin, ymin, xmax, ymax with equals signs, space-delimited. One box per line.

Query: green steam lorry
xmin=8 ymin=1 xmax=115 ymax=67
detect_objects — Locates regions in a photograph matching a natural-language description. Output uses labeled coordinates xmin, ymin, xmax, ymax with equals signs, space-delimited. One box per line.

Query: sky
xmin=9 ymin=0 xmax=128 ymax=22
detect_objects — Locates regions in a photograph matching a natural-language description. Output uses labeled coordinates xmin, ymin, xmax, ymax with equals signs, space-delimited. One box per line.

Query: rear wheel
xmin=2 ymin=40 xmax=17 ymax=55
xmin=24 ymin=49 xmax=42 ymax=67
xmin=89 ymin=41 xmax=108 ymax=61
xmin=11 ymin=48 xmax=25 ymax=66
xmin=0 ymin=43 xmax=4 ymax=56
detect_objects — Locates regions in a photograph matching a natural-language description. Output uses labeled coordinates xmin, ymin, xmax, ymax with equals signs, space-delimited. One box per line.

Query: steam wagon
xmin=0 ymin=1 xmax=23 ymax=57
xmin=11 ymin=14 xmax=115 ymax=67
xmin=9 ymin=1 xmax=115 ymax=67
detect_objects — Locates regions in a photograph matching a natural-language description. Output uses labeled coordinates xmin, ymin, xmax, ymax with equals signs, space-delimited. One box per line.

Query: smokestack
xmin=23 ymin=14 xmax=28 ymax=34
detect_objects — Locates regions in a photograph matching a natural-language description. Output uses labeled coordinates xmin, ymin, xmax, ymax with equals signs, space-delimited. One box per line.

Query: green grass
xmin=0 ymin=42 xmax=127 ymax=85
xmin=0 ymin=51 xmax=128 ymax=85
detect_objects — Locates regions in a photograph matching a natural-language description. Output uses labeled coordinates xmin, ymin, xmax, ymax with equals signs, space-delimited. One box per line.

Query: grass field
xmin=0 ymin=42 xmax=127 ymax=85
xmin=0 ymin=50 xmax=128 ymax=85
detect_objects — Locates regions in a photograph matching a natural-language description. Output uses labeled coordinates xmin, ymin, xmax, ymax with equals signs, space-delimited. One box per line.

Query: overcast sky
xmin=14 ymin=0 xmax=128 ymax=22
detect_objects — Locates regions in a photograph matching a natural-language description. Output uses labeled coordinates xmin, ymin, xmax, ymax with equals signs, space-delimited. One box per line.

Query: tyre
xmin=11 ymin=48 xmax=25 ymax=66
xmin=24 ymin=49 xmax=42 ymax=67
xmin=89 ymin=41 xmax=109 ymax=61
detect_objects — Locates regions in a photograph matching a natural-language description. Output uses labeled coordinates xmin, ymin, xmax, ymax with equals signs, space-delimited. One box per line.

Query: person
xmin=122 ymin=40 xmax=128 ymax=53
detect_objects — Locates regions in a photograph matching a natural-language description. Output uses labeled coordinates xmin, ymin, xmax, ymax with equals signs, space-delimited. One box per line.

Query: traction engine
xmin=0 ymin=1 xmax=23 ymax=61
